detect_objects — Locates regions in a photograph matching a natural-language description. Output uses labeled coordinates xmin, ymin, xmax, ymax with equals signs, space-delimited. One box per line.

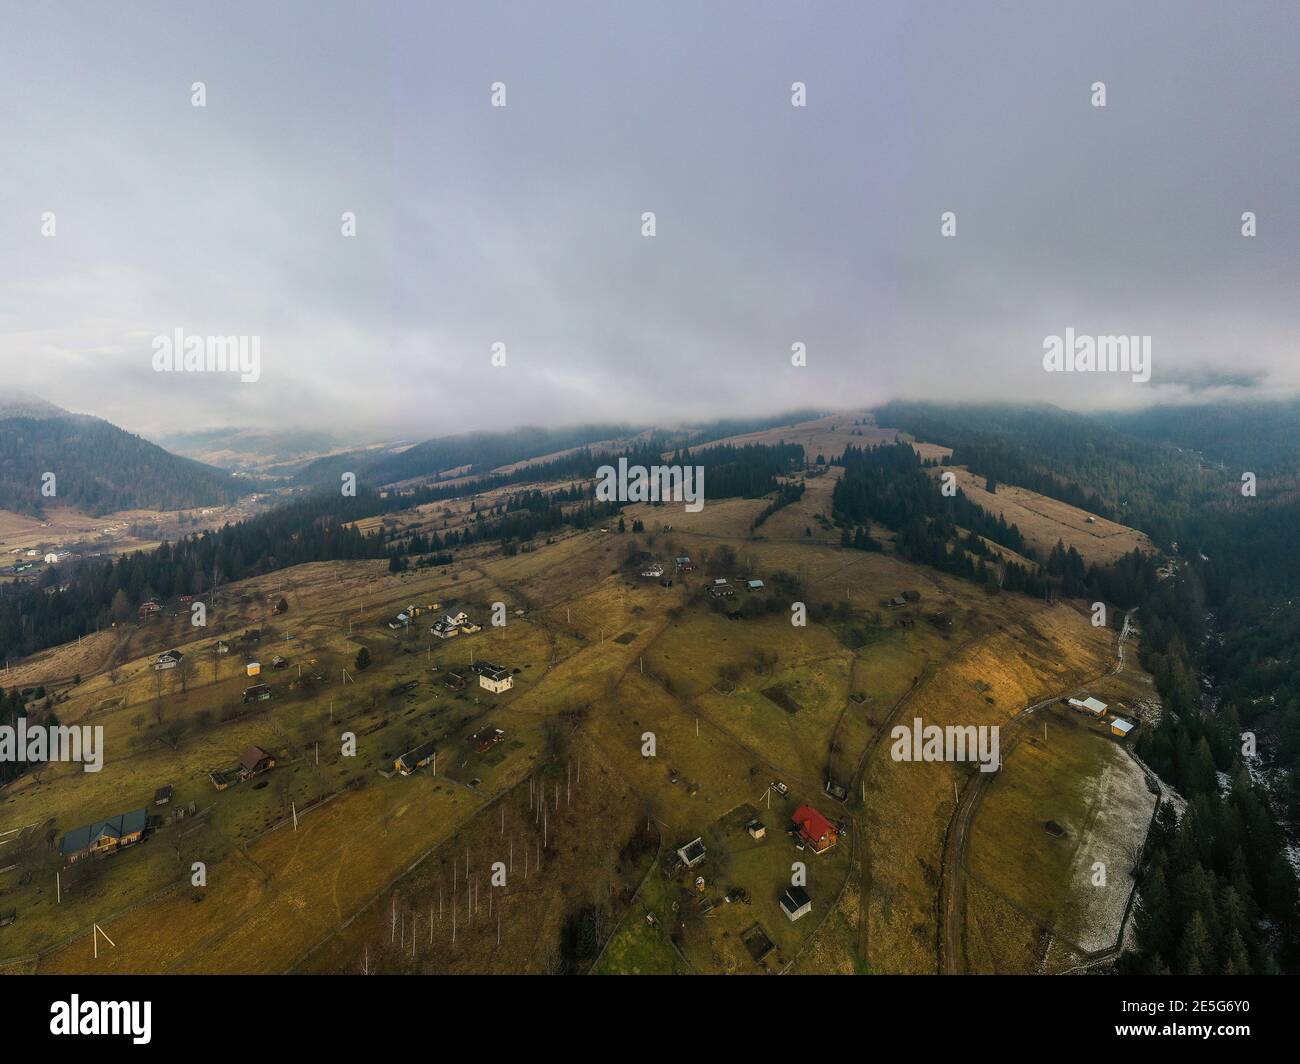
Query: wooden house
xmin=59 ymin=808 xmax=149 ymax=864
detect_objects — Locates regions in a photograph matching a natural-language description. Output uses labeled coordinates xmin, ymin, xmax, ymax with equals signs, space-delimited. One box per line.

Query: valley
xmin=0 ymin=412 xmax=1163 ymax=975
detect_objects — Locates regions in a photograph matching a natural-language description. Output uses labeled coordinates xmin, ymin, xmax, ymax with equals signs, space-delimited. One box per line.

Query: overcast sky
xmin=1 ymin=0 xmax=1296 ymax=441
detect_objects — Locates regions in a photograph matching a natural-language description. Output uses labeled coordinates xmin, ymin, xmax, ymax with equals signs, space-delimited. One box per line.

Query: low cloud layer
xmin=1 ymin=0 xmax=1296 ymax=440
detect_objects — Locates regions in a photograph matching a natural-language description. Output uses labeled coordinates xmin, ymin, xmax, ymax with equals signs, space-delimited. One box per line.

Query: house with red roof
xmin=792 ymin=804 xmax=838 ymax=854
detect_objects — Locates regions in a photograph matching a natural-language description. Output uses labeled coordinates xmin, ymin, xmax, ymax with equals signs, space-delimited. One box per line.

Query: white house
xmin=473 ymin=661 xmax=514 ymax=694
xmin=430 ymin=610 xmax=475 ymax=639
xmin=1068 ymin=696 xmax=1108 ymax=716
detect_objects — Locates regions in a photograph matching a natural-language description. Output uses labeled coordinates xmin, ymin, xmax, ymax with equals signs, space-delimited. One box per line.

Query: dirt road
xmin=938 ymin=611 xmax=1133 ymax=973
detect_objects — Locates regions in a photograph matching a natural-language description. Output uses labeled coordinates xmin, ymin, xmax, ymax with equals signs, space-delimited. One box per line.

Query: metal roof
xmin=59 ymin=808 xmax=148 ymax=856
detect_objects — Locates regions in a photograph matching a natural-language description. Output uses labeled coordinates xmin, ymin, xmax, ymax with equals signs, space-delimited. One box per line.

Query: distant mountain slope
xmin=154 ymin=425 xmax=380 ymax=476
xmin=0 ymin=394 xmax=243 ymax=516
xmin=0 ymin=388 xmax=66 ymax=420
xmin=293 ymin=411 xmax=825 ymax=490
xmin=1100 ymin=399 xmax=1300 ymax=477
xmin=292 ymin=424 xmax=634 ymax=489
xmin=873 ymin=400 xmax=1220 ymax=547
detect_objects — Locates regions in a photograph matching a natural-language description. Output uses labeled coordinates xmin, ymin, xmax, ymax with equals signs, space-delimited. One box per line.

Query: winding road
xmin=939 ymin=609 xmax=1133 ymax=974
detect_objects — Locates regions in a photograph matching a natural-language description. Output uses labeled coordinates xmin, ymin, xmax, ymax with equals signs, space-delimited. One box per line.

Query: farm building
xmin=746 ymin=579 xmax=765 ymax=591
xmin=708 ymin=580 xmax=735 ymax=598
xmin=1110 ymin=718 xmax=1135 ymax=738
xmin=153 ymin=649 xmax=184 ymax=671
xmin=240 ymin=746 xmax=276 ymax=778
xmin=1068 ymin=696 xmax=1108 ymax=716
xmin=675 ymin=837 xmax=707 ymax=869
xmin=246 ymin=662 xmax=261 ymax=677
xmin=395 ymin=740 xmax=437 ymax=776
xmin=780 ymin=886 xmax=813 ymax=922
xmin=444 ymin=671 xmax=468 ymax=691
xmin=747 ymin=819 xmax=766 ymax=840
xmin=472 ymin=661 xmax=514 ymax=694
xmin=470 ymin=727 xmax=505 ymax=753
xmin=640 ymin=563 xmax=665 ymax=578
xmin=674 ymin=556 xmax=696 ymax=572
xmin=153 ymin=784 xmax=173 ymax=806
xmin=138 ymin=600 xmax=161 ymax=617
xmin=242 ymin=683 xmax=271 ymax=704
xmin=271 ymin=655 xmax=288 ymax=669
xmin=792 ymin=805 xmax=838 ymax=853
xmin=59 ymin=808 xmax=149 ymax=864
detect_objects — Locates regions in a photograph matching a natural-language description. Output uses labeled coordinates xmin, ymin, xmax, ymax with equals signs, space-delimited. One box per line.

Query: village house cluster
xmin=658 ymin=781 xmax=845 ymax=970
xmin=429 ymin=609 xmax=482 ymax=640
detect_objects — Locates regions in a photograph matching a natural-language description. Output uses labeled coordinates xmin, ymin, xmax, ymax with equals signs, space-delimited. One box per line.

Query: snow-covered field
xmin=1054 ymin=748 xmax=1158 ymax=954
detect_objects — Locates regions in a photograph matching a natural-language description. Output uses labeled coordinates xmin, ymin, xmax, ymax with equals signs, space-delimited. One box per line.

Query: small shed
xmin=1110 ymin=718 xmax=1135 ymax=738
xmin=780 ymin=886 xmax=812 ymax=922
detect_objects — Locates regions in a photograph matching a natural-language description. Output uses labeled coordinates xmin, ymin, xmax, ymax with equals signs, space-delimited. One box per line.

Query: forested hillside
xmin=1102 ymin=399 xmax=1300 ymax=476
xmin=874 ymin=400 xmax=1219 ymax=547
xmin=869 ymin=401 xmax=1300 ymax=974
xmin=0 ymin=410 xmax=242 ymax=516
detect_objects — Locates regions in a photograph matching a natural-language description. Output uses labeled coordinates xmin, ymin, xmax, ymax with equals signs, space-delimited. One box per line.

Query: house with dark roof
xmin=675 ymin=837 xmax=707 ymax=869
xmin=471 ymin=660 xmax=514 ymax=693
xmin=59 ymin=808 xmax=149 ymax=863
xmin=780 ymin=885 xmax=812 ymax=922
xmin=153 ymin=784 xmax=174 ymax=806
xmin=153 ymin=649 xmax=184 ymax=671
xmin=792 ymin=805 xmax=838 ymax=854
xmin=395 ymin=740 xmax=437 ymax=776
xmin=240 ymin=746 xmax=276 ymax=779
xmin=470 ymin=727 xmax=505 ymax=753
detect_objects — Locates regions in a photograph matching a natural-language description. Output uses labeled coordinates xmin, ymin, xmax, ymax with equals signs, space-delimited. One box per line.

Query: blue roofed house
xmin=59 ymin=808 xmax=149 ymax=863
